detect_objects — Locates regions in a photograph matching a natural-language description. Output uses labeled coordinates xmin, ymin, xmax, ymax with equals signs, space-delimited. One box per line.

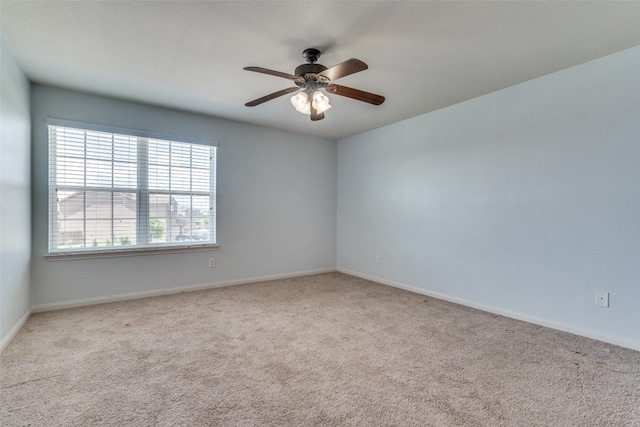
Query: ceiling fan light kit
xmin=244 ymin=48 xmax=384 ymax=121
xmin=291 ymin=90 xmax=332 ymax=115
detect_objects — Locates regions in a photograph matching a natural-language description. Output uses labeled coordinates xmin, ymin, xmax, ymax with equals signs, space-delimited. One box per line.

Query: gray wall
xmin=31 ymin=86 xmax=337 ymax=306
xmin=0 ymin=41 xmax=31 ymax=346
xmin=337 ymin=46 xmax=640 ymax=349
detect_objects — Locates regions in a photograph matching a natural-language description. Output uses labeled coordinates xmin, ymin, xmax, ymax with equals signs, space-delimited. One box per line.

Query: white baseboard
xmin=31 ymin=267 xmax=337 ymax=313
xmin=17 ymin=267 xmax=640 ymax=353
xmin=338 ymin=268 xmax=640 ymax=352
xmin=0 ymin=308 xmax=32 ymax=354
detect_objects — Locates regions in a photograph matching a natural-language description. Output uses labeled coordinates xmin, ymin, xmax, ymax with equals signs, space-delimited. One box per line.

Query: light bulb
xmin=291 ymin=92 xmax=310 ymax=114
xmin=311 ymin=90 xmax=332 ymax=113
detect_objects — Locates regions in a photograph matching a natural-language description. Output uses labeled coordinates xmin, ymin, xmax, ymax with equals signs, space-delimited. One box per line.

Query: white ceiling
xmin=2 ymin=1 xmax=639 ymax=140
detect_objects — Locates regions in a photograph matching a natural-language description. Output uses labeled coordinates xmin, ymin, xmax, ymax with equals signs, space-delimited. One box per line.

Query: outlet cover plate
xmin=595 ymin=291 xmax=609 ymax=307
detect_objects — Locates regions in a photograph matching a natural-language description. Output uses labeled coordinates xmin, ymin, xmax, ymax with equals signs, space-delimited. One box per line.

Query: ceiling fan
xmin=244 ymin=48 xmax=385 ymax=121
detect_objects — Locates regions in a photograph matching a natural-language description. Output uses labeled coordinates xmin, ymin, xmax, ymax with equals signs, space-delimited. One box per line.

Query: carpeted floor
xmin=1 ymin=272 xmax=639 ymax=426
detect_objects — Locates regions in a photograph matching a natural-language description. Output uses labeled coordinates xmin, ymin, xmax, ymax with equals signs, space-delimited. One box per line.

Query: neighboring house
xmin=57 ymin=191 xmax=200 ymax=246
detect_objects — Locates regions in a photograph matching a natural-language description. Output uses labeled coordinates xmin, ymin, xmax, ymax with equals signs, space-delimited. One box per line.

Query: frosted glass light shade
xmin=291 ymin=92 xmax=311 ymax=114
xmin=312 ymin=91 xmax=332 ymax=113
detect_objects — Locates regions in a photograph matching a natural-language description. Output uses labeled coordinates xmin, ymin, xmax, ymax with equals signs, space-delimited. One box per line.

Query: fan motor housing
xmin=294 ymin=63 xmax=327 ymax=77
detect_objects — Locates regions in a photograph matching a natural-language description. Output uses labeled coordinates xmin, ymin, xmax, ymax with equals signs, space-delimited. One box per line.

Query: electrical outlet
xmin=375 ymin=255 xmax=381 ymax=264
xmin=209 ymin=258 xmax=216 ymax=268
xmin=595 ymin=291 xmax=609 ymax=307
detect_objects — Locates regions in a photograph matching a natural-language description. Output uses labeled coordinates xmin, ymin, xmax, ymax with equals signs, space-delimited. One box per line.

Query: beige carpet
xmin=1 ymin=272 xmax=639 ymax=426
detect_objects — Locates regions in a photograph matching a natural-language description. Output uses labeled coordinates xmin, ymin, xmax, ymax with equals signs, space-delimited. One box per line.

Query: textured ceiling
xmin=1 ymin=1 xmax=639 ymax=140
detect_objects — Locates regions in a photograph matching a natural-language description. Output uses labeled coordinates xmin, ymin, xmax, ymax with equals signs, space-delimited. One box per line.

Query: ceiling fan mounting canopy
xmin=243 ymin=48 xmax=385 ymax=121
xmin=302 ymin=48 xmax=321 ymax=64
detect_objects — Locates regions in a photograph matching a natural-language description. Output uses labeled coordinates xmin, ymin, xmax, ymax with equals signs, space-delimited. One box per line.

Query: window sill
xmin=45 ymin=244 xmax=219 ymax=261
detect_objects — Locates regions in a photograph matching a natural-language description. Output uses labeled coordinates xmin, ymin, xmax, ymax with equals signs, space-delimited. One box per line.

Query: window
xmin=48 ymin=120 xmax=216 ymax=255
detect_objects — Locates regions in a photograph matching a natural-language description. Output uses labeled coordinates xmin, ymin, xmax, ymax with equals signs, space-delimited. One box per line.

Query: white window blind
xmin=48 ymin=121 xmax=216 ymax=254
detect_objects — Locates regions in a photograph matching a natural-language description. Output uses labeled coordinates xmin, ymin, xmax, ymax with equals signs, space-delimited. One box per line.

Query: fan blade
xmin=326 ymin=84 xmax=385 ymax=105
xmin=310 ymin=104 xmax=324 ymax=121
xmin=244 ymin=67 xmax=304 ymax=82
xmin=317 ymin=58 xmax=368 ymax=81
xmin=245 ymin=87 xmax=300 ymax=107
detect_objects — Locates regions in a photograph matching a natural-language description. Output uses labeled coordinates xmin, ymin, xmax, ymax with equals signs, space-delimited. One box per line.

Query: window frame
xmin=46 ymin=118 xmax=218 ymax=260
